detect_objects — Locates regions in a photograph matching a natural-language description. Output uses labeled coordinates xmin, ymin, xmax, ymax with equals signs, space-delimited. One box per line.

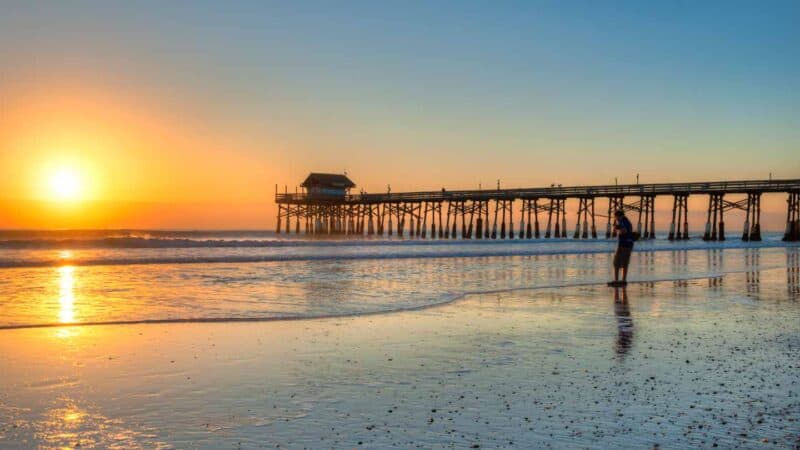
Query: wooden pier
xmin=275 ymin=176 xmax=800 ymax=242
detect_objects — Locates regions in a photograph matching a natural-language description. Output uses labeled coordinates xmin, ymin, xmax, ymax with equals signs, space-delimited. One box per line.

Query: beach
xmin=0 ymin=234 xmax=798 ymax=448
xmin=3 ymin=1 xmax=799 ymax=447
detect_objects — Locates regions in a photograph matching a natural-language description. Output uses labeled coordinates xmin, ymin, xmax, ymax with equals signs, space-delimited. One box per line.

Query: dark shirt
xmin=616 ymin=216 xmax=634 ymax=248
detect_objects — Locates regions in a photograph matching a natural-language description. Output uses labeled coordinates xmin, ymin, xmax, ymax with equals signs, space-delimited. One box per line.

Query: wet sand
xmin=1 ymin=268 xmax=799 ymax=448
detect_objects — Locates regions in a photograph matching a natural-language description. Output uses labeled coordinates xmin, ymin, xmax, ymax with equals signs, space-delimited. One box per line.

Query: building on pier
xmin=300 ymin=173 xmax=355 ymax=198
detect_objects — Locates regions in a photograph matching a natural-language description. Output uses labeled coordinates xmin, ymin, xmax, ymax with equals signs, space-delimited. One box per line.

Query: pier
xmin=275 ymin=175 xmax=800 ymax=242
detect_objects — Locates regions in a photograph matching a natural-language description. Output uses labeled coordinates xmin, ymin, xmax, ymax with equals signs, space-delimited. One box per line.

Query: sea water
xmin=1 ymin=230 xmax=799 ymax=448
xmin=0 ymin=230 xmax=797 ymax=329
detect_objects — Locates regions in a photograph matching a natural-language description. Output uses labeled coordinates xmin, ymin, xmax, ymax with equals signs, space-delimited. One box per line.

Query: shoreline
xmin=0 ymin=270 xmax=749 ymax=332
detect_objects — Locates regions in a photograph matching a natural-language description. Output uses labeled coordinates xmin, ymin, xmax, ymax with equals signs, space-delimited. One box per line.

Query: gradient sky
xmin=1 ymin=1 xmax=798 ymax=228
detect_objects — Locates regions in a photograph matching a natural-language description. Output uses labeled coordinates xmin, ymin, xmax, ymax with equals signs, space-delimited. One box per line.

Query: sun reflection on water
xmin=54 ymin=327 xmax=82 ymax=339
xmin=58 ymin=266 xmax=76 ymax=324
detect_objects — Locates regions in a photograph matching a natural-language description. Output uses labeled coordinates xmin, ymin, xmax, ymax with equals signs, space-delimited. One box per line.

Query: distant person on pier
xmin=609 ymin=210 xmax=634 ymax=286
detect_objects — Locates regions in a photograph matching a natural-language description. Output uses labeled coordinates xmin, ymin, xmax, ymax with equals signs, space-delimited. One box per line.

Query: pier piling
xmin=784 ymin=191 xmax=800 ymax=242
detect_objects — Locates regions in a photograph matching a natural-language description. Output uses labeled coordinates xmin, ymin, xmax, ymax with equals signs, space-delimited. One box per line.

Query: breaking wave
xmin=0 ymin=234 xmax=795 ymax=268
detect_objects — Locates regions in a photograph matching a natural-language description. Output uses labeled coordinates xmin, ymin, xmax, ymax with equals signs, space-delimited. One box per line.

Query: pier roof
xmin=300 ymin=173 xmax=356 ymax=189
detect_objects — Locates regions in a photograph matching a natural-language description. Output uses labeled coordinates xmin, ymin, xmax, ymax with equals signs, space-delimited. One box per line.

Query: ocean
xmin=2 ymin=230 xmax=799 ymax=448
xmin=0 ymin=230 xmax=797 ymax=329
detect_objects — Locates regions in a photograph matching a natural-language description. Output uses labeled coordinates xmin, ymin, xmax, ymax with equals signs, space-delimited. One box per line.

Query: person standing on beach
xmin=609 ymin=210 xmax=634 ymax=286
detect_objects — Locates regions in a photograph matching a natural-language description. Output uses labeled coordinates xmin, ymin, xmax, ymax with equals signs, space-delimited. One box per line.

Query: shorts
xmin=613 ymin=246 xmax=633 ymax=268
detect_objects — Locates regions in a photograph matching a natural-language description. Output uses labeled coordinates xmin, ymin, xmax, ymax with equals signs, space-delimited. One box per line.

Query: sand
xmin=1 ymin=267 xmax=799 ymax=449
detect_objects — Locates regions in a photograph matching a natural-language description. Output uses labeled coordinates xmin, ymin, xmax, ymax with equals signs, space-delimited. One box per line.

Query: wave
xmin=0 ymin=236 xmax=297 ymax=249
xmin=0 ymin=239 xmax=795 ymax=268
xmin=0 ymin=231 xmax=794 ymax=249
xmin=1 ymin=236 xmax=638 ymax=249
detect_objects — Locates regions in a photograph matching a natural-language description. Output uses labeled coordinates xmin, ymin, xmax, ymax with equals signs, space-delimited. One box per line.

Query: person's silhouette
xmin=613 ymin=286 xmax=633 ymax=356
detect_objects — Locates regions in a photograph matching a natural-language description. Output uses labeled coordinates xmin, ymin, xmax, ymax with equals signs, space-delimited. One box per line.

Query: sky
xmin=0 ymin=1 xmax=798 ymax=229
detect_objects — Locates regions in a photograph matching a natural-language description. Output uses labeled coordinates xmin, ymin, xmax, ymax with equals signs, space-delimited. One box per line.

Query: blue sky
xmin=2 ymin=1 xmax=798 ymax=195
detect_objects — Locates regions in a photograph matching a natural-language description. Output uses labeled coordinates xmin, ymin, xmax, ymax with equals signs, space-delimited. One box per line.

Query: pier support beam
xmin=572 ymin=197 xmax=596 ymax=239
xmin=553 ymin=200 xmax=560 ymax=238
xmin=523 ymin=200 xmax=531 ymax=239
xmin=606 ymin=196 xmax=624 ymax=238
xmin=467 ymin=202 xmax=476 ymax=239
xmin=436 ymin=202 xmax=443 ymax=238
xmin=784 ymin=191 xmax=800 ymax=242
xmin=519 ymin=198 xmax=542 ymax=239
xmin=484 ymin=201 xmax=491 ymax=239
xmin=500 ymin=200 xmax=507 ymax=239
xmin=548 ymin=198 xmax=567 ymax=238
xmin=573 ymin=198 xmax=583 ymax=239
xmin=703 ymin=193 xmax=725 ymax=241
xmin=444 ymin=202 xmax=451 ymax=239
xmin=491 ymin=200 xmax=499 ymax=239
xmin=668 ymin=195 xmax=681 ymax=240
xmin=450 ymin=202 xmax=456 ymax=239
xmin=386 ymin=208 xmax=392 ymax=236
xmin=742 ymin=193 xmax=762 ymax=242
xmin=276 ymin=205 xmax=282 ymax=234
xmin=509 ymin=200 xmax=515 ymax=239
xmin=461 ymin=204 xmax=468 ymax=239
xmin=677 ymin=195 xmax=689 ymax=240
xmin=636 ymin=195 xmax=655 ymax=240
xmin=367 ymin=206 xmax=375 ymax=236
xmin=421 ymin=203 xmax=428 ymax=238
xmin=475 ymin=201 xmax=484 ymax=239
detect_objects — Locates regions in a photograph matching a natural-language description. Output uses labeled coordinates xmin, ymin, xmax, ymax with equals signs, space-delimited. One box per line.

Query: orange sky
xmin=1 ymin=84 xmax=276 ymax=228
xmin=0 ymin=80 xmax=796 ymax=230
xmin=2 ymin=0 xmax=799 ymax=233
xmin=0 ymin=81 xmax=783 ymax=229
xmin=1 ymin=3 xmax=799 ymax=230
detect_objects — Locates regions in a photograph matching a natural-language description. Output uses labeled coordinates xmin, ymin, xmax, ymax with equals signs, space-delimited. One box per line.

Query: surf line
xmin=1 ymin=241 xmax=797 ymax=269
xmin=0 ymin=272 xmax=733 ymax=332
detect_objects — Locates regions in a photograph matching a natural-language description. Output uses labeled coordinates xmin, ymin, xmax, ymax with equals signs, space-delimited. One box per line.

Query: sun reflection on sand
xmin=35 ymin=398 xmax=163 ymax=449
xmin=58 ymin=266 xmax=76 ymax=324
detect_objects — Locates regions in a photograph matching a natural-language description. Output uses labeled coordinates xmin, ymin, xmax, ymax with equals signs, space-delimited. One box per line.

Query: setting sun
xmin=49 ymin=168 xmax=82 ymax=201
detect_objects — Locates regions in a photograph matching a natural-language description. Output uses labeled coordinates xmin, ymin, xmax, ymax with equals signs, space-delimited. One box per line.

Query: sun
xmin=49 ymin=168 xmax=82 ymax=201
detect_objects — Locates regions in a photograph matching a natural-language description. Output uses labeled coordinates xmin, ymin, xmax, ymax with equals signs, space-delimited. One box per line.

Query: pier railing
xmin=276 ymin=179 xmax=800 ymax=204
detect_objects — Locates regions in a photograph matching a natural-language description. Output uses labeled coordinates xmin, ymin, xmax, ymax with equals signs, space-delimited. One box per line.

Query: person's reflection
xmin=614 ymin=286 xmax=633 ymax=357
